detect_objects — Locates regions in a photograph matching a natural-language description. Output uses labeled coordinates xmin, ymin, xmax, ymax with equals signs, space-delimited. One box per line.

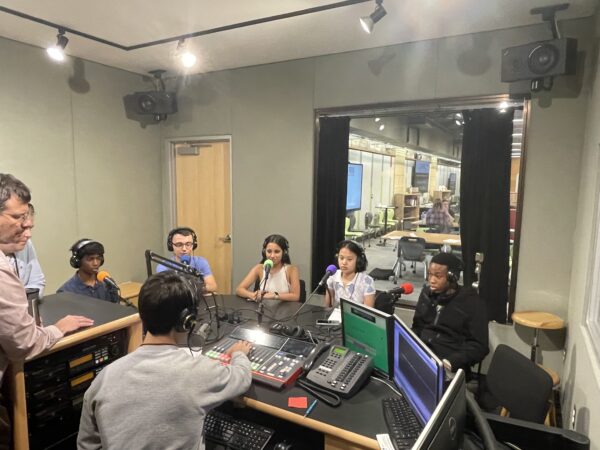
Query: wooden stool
xmin=511 ymin=311 xmax=565 ymax=363
xmin=512 ymin=311 xmax=565 ymax=427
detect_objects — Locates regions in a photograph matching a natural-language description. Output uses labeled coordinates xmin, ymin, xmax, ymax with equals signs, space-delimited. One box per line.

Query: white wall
xmin=0 ymin=37 xmax=163 ymax=291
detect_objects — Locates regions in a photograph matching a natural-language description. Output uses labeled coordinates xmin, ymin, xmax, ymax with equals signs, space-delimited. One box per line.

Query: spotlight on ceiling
xmin=175 ymin=39 xmax=197 ymax=69
xmin=360 ymin=0 xmax=387 ymax=34
xmin=46 ymin=29 xmax=68 ymax=62
xmin=379 ymin=124 xmax=385 ymax=131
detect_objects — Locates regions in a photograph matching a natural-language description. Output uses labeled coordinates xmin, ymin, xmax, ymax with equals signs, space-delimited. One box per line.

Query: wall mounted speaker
xmin=128 ymin=91 xmax=178 ymax=115
xmin=501 ymin=38 xmax=577 ymax=83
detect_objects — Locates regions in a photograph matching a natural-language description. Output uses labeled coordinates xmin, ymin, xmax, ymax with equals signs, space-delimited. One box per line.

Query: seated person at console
xmin=157 ymin=227 xmax=218 ymax=292
xmin=77 ymin=271 xmax=252 ymax=449
xmin=235 ymin=234 xmax=300 ymax=302
xmin=57 ymin=239 xmax=119 ymax=302
xmin=325 ymin=240 xmax=375 ymax=308
xmin=412 ymin=252 xmax=488 ymax=376
xmin=425 ymin=199 xmax=453 ymax=233
xmin=8 ymin=204 xmax=46 ymax=296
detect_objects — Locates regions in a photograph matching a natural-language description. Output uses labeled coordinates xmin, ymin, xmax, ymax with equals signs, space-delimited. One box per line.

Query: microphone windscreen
xmin=97 ymin=271 xmax=111 ymax=282
xmin=264 ymin=259 xmax=274 ymax=268
xmin=401 ymin=282 xmax=414 ymax=295
xmin=326 ymin=264 xmax=337 ymax=274
xmin=180 ymin=255 xmax=191 ymax=265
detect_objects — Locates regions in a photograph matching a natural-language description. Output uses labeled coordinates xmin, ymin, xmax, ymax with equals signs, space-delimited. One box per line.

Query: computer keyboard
xmin=381 ymin=397 xmax=423 ymax=450
xmin=204 ymin=409 xmax=274 ymax=450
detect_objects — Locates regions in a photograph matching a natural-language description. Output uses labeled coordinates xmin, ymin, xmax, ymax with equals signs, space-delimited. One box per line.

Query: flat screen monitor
xmin=415 ymin=160 xmax=431 ymax=174
xmin=341 ymin=298 xmax=393 ymax=378
xmin=413 ymin=369 xmax=466 ymax=450
xmin=393 ymin=314 xmax=445 ymax=425
xmin=413 ymin=161 xmax=430 ymax=193
xmin=346 ymin=163 xmax=363 ymax=212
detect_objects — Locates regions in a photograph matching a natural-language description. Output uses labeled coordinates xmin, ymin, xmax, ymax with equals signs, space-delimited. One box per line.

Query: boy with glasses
xmin=157 ymin=227 xmax=218 ymax=292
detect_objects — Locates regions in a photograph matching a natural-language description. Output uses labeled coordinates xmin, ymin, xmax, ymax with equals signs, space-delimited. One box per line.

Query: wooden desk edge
xmin=241 ymin=397 xmax=379 ymax=450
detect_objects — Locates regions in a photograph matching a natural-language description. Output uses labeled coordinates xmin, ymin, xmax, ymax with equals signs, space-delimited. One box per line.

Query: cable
xmin=370 ymin=375 xmax=401 ymax=397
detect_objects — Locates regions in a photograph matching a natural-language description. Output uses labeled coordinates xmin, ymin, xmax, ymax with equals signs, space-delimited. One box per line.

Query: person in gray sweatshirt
xmin=77 ymin=271 xmax=253 ymax=450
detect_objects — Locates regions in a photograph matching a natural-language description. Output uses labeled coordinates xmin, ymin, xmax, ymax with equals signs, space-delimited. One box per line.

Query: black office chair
xmin=299 ymin=279 xmax=307 ymax=303
xmin=392 ymin=236 xmax=427 ymax=282
xmin=484 ymin=344 xmax=553 ymax=424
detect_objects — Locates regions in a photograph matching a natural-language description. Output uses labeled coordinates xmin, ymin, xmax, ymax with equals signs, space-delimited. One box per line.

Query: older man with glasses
xmin=0 ymin=173 xmax=94 ymax=449
xmin=156 ymin=227 xmax=218 ymax=292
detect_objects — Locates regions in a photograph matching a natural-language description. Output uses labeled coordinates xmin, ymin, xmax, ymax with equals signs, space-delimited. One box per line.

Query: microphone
xmin=97 ymin=271 xmax=119 ymax=290
xmin=263 ymin=259 xmax=274 ymax=278
xmin=388 ymin=282 xmax=414 ymax=296
xmin=317 ymin=264 xmax=338 ymax=287
xmin=180 ymin=255 xmax=191 ymax=265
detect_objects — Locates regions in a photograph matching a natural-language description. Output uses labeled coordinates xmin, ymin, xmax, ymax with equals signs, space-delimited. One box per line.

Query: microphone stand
xmin=145 ymin=250 xmax=218 ymax=330
xmin=257 ymin=268 xmax=270 ymax=327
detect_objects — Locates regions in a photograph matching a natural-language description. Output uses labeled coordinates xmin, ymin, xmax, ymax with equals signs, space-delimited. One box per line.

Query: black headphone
xmin=269 ymin=322 xmax=305 ymax=339
xmin=175 ymin=273 xmax=200 ymax=333
xmin=69 ymin=239 xmax=104 ymax=269
xmin=167 ymin=227 xmax=198 ymax=252
xmin=447 ymin=261 xmax=463 ymax=285
xmin=335 ymin=240 xmax=367 ymax=272
xmin=261 ymin=234 xmax=289 ymax=259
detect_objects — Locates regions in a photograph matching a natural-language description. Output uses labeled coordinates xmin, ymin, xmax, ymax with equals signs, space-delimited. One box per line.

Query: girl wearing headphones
xmin=325 ymin=240 xmax=376 ymax=308
xmin=235 ymin=234 xmax=301 ymax=302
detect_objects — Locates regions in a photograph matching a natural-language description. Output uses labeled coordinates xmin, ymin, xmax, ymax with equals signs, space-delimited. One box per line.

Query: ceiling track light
xmin=175 ymin=39 xmax=197 ymax=68
xmin=46 ymin=28 xmax=68 ymax=62
xmin=360 ymin=0 xmax=387 ymax=34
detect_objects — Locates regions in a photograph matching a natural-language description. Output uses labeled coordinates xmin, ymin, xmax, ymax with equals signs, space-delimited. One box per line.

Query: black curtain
xmin=460 ymin=108 xmax=513 ymax=323
xmin=312 ymin=116 xmax=350 ymax=290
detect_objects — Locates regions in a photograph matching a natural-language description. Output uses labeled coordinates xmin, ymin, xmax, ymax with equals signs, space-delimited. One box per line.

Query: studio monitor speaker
xmin=501 ymin=38 xmax=577 ymax=83
xmin=125 ymin=91 xmax=178 ymax=115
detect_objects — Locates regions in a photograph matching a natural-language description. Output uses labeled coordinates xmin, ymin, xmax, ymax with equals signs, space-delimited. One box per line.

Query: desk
xmin=8 ymin=292 xmax=142 ymax=450
xmin=203 ymin=296 xmax=388 ymax=449
xmin=411 ymin=219 xmax=460 ymax=228
xmin=117 ymin=280 xmax=142 ymax=307
xmin=382 ymin=230 xmax=462 ymax=247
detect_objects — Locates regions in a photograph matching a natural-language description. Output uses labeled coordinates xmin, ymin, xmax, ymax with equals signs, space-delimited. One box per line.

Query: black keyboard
xmin=382 ymin=397 xmax=423 ymax=450
xmin=204 ymin=410 xmax=274 ymax=450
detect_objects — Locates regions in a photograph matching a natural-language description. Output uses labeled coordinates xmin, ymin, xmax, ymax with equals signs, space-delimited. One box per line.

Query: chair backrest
xmin=365 ymin=212 xmax=373 ymax=228
xmin=486 ymin=344 xmax=553 ymax=424
xmin=348 ymin=213 xmax=357 ymax=230
xmin=398 ymin=236 xmax=426 ymax=261
xmin=345 ymin=216 xmax=351 ymax=233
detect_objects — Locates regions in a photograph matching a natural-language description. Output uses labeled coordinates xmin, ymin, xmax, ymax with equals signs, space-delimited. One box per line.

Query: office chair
xmin=392 ymin=236 xmax=427 ymax=282
xmin=344 ymin=216 xmax=364 ymax=241
xmin=485 ymin=344 xmax=553 ymax=424
xmin=299 ymin=279 xmax=307 ymax=303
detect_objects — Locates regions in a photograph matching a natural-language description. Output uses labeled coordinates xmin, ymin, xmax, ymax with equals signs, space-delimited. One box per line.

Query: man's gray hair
xmin=0 ymin=173 xmax=31 ymax=211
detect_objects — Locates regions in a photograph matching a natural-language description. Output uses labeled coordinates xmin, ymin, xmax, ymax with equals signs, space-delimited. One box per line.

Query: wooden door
xmin=174 ymin=140 xmax=232 ymax=293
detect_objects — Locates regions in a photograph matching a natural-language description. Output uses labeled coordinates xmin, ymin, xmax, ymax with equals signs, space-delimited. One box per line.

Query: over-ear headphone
xmin=335 ymin=240 xmax=367 ymax=272
xmin=269 ymin=322 xmax=305 ymax=339
xmin=175 ymin=273 xmax=200 ymax=332
xmin=167 ymin=227 xmax=198 ymax=252
xmin=261 ymin=234 xmax=290 ymax=259
xmin=447 ymin=260 xmax=463 ymax=285
xmin=69 ymin=239 xmax=104 ymax=269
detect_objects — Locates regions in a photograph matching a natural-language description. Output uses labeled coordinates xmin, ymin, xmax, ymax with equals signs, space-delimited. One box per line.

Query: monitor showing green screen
xmin=341 ymin=298 xmax=393 ymax=377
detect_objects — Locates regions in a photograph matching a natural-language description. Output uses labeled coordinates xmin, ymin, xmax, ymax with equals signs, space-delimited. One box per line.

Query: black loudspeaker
xmin=501 ymin=38 xmax=577 ymax=83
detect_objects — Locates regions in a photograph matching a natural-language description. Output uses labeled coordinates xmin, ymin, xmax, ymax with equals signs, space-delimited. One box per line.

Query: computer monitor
xmin=340 ymin=298 xmax=393 ymax=378
xmin=413 ymin=369 xmax=466 ymax=450
xmin=393 ymin=314 xmax=445 ymax=425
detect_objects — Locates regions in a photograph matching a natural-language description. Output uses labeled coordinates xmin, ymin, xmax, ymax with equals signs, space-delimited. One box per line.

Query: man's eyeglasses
xmin=2 ymin=211 xmax=31 ymax=224
xmin=173 ymin=242 xmax=194 ymax=249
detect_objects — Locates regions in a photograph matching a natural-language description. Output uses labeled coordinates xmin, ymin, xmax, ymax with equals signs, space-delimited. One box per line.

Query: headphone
xmin=261 ymin=234 xmax=289 ymax=260
xmin=69 ymin=239 xmax=104 ymax=269
xmin=269 ymin=322 xmax=306 ymax=339
xmin=167 ymin=227 xmax=198 ymax=252
xmin=174 ymin=273 xmax=200 ymax=332
xmin=447 ymin=260 xmax=463 ymax=285
xmin=335 ymin=240 xmax=367 ymax=272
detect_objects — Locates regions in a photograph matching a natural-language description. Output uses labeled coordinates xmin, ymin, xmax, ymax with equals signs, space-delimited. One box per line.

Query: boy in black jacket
xmin=412 ymin=252 xmax=489 ymax=377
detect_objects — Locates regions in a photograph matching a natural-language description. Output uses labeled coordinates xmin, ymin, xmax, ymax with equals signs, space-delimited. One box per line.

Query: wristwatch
xmin=274 ymin=292 xmax=279 ymax=300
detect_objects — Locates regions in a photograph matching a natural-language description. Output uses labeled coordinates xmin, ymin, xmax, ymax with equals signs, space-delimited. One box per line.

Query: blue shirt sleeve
xmin=192 ymin=256 xmax=212 ymax=276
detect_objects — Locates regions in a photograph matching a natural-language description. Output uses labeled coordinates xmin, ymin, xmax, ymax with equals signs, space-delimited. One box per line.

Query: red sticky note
xmin=288 ymin=397 xmax=308 ymax=409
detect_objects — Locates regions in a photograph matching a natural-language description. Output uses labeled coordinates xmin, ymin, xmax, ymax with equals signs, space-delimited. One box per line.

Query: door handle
xmin=219 ymin=234 xmax=232 ymax=243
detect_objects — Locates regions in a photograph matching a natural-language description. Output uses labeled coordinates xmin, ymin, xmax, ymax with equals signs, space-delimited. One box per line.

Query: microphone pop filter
xmin=180 ymin=255 xmax=191 ymax=265
xmin=401 ymin=282 xmax=414 ymax=295
xmin=326 ymin=264 xmax=337 ymax=273
xmin=263 ymin=259 xmax=274 ymax=268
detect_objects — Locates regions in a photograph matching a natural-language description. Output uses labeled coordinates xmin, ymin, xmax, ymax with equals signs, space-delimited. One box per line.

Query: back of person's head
xmin=336 ymin=240 xmax=368 ymax=272
xmin=432 ymin=199 xmax=443 ymax=210
xmin=138 ymin=271 xmax=199 ymax=335
xmin=0 ymin=173 xmax=31 ymax=210
xmin=430 ymin=252 xmax=463 ymax=286
xmin=261 ymin=234 xmax=291 ymax=264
